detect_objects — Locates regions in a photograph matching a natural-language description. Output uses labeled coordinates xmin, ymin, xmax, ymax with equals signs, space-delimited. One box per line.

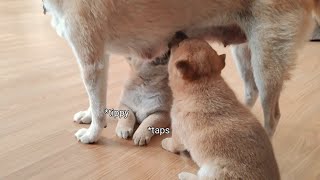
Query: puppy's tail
xmin=197 ymin=161 xmax=238 ymax=180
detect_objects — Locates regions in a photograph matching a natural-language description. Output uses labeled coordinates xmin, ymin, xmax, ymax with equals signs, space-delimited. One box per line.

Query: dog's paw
xmin=116 ymin=126 xmax=134 ymax=139
xmin=133 ymin=127 xmax=153 ymax=146
xmin=73 ymin=110 xmax=92 ymax=124
xmin=74 ymin=128 xmax=98 ymax=144
xmin=178 ymin=172 xmax=197 ymax=180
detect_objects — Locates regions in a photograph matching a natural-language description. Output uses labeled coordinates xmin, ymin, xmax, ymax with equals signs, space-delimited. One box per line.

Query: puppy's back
xmin=181 ymin=79 xmax=280 ymax=179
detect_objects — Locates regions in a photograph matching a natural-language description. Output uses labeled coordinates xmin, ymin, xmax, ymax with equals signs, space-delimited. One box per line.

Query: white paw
xmin=74 ymin=128 xmax=99 ymax=144
xmin=132 ymin=128 xmax=153 ymax=146
xmin=178 ymin=172 xmax=197 ymax=180
xmin=73 ymin=110 xmax=92 ymax=124
xmin=116 ymin=126 xmax=133 ymax=139
xmin=161 ymin=138 xmax=170 ymax=151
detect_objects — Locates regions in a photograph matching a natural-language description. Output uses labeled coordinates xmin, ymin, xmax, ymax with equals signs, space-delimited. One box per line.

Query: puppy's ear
xmin=220 ymin=54 xmax=226 ymax=62
xmin=214 ymin=54 xmax=226 ymax=72
xmin=168 ymin=31 xmax=188 ymax=49
xmin=175 ymin=60 xmax=197 ymax=80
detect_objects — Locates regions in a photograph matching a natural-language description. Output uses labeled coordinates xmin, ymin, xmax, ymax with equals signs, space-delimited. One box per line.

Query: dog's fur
xmin=115 ymin=56 xmax=172 ymax=146
xmin=43 ymin=0 xmax=317 ymax=143
xmin=314 ymin=0 xmax=320 ymax=24
xmin=162 ymin=38 xmax=280 ymax=180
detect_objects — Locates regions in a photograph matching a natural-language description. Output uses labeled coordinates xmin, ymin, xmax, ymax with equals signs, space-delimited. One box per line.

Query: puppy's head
xmin=168 ymin=38 xmax=226 ymax=84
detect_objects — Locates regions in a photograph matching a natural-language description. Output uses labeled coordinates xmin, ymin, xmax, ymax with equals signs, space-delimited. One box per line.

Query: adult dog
xmin=43 ymin=0 xmax=317 ymax=143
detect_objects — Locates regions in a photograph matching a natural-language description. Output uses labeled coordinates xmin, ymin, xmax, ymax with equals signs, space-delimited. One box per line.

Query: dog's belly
xmin=100 ymin=0 xmax=251 ymax=59
xmin=45 ymin=0 xmax=251 ymax=59
xmin=106 ymin=24 xmax=247 ymax=60
xmin=188 ymin=25 xmax=247 ymax=47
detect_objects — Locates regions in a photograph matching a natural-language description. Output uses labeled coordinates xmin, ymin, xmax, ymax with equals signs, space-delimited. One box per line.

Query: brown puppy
xmin=162 ymin=38 xmax=279 ymax=180
xmin=43 ymin=0 xmax=317 ymax=143
xmin=116 ymin=55 xmax=172 ymax=146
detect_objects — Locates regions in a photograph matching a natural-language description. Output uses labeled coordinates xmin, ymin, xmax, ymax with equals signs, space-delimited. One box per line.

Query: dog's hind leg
xmin=231 ymin=43 xmax=258 ymax=108
xmin=248 ymin=33 xmax=287 ymax=138
xmin=247 ymin=5 xmax=313 ymax=137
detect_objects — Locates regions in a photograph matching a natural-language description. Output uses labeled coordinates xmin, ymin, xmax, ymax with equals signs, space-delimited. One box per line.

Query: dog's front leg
xmin=74 ymin=54 xmax=108 ymax=143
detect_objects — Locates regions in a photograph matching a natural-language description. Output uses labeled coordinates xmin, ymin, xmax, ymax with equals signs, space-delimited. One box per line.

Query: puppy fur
xmin=115 ymin=56 xmax=172 ymax=146
xmin=43 ymin=0 xmax=316 ymax=143
xmin=162 ymin=38 xmax=280 ymax=180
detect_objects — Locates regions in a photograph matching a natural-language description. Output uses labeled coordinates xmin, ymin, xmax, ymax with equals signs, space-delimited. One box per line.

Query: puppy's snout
xmin=168 ymin=31 xmax=188 ymax=49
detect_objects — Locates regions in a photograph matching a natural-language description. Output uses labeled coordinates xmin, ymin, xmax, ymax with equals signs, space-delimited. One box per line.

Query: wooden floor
xmin=1 ymin=1 xmax=320 ymax=180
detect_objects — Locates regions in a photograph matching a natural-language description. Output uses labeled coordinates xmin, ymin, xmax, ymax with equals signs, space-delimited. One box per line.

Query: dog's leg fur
xmin=116 ymin=104 xmax=136 ymax=139
xmin=66 ymin=32 xmax=108 ymax=143
xmin=231 ymin=43 xmax=258 ymax=108
xmin=247 ymin=5 xmax=313 ymax=137
xmin=73 ymin=54 xmax=108 ymax=143
xmin=133 ymin=112 xmax=170 ymax=146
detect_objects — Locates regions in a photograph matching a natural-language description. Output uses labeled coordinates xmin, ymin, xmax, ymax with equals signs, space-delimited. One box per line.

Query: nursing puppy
xmin=162 ymin=38 xmax=280 ymax=179
xmin=43 ymin=0 xmax=316 ymax=143
xmin=115 ymin=55 xmax=172 ymax=146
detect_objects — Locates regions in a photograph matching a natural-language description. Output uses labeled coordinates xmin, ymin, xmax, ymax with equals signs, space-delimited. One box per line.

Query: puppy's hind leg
xmin=231 ymin=43 xmax=258 ymax=108
xmin=162 ymin=129 xmax=185 ymax=153
xmin=178 ymin=172 xmax=198 ymax=180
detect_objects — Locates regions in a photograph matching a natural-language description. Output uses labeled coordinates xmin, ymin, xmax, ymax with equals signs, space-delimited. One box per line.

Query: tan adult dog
xmin=162 ymin=37 xmax=280 ymax=180
xmin=115 ymin=56 xmax=172 ymax=146
xmin=43 ymin=0 xmax=317 ymax=143
xmin=314 ymin=0 xmax=320 ymax=24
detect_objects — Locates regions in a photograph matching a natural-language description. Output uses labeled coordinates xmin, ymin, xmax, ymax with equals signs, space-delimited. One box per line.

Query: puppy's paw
xmin=178 ymin=172 xmax=197 ymax=180
xmin=116 ymin=126 xmax=134 ymax=139
xmin=161 ymin=138 xmax=171 ymax=152
xmin=74 ymin=128 xmax=98 ymax=144
xmin=73 ymin=110 xmax=92 ymax=124
xmin=133 ymin=127 xmax=153 ymax=146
